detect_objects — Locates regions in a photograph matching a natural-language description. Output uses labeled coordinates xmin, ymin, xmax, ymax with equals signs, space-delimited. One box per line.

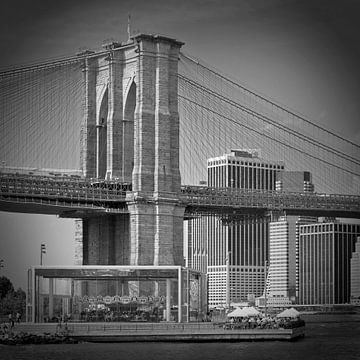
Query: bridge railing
xmin=0 ymin=173 xmax=128 ymax=202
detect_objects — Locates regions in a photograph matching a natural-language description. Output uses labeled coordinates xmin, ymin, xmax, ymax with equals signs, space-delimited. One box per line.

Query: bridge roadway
xmin=0 ymin=173 xmax=359 ymax=219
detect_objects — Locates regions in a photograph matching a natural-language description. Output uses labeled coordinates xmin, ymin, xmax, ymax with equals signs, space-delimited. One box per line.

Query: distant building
xmin=186 ymin=150 xmax=284 ymax=308
xmin=208 ymin=149 xmax=282 ymax=190
xmin=268 ymin=216 xmax=317 ymax=306
xmin=299 ymin=222 xmax=360 ymax=305
xmin=185 ymin=216 xmax=208 ymax=274
xmin=276 ymin=171 xmax=314 ymax=193
xmin=267 ymin=171 xmax=317 ymax=306
xmin=351 ymin=237 xmax=360 ymax=304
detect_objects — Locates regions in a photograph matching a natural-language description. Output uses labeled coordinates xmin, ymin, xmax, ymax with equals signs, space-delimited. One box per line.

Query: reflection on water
xmin=1 ymin=315 xmax=360 ymax=360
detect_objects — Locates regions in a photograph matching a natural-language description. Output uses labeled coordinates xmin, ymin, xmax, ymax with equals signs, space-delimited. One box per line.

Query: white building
xmin=267 ymin=216 xmax=317 ymax=306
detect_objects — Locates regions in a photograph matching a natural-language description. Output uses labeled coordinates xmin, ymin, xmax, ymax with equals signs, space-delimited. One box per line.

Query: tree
xmin=0 ymin=288 xmax=26 ymax=315
xmin=0 ymin=277 xmax=26 ymax=316
xmin=0 ymin=276 xmax=14 ymax=299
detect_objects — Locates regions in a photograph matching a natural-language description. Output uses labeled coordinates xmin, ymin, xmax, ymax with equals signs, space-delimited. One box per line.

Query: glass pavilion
xmin=27 ymin=266 xmax=207 ymax=323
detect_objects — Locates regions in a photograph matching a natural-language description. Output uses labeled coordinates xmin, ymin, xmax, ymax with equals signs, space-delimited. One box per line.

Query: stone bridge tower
xmin=77 ymin=34 xmax=185 ymax=267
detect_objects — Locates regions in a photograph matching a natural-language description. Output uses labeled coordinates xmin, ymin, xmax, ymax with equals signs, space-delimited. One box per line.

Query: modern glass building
xmin=27 ymin=266 xmax=207 ymax=323
xmin=299 ymin=222 xmax=360 ymax=305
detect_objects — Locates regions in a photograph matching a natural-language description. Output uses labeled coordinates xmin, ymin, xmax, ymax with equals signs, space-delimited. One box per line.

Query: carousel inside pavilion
xmin=27 ymin=266 xmax=207 ymax=323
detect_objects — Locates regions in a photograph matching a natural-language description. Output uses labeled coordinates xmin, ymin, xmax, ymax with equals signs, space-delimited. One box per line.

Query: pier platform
xmin=8 ymin=322 xmax=305 ymax=342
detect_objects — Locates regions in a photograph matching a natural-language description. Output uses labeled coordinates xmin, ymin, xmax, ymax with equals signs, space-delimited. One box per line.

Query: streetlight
xmin=0 ymin=259 xmax=4 ymax=270
xmin=40 ymin=243 xmax=46 ymax=265
xmin=264 ymin=260 xmax=268 ymax=317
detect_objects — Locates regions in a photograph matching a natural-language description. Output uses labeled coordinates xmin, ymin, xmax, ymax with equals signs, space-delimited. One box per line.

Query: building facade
xmin=299 ymin=222 xmax=360 ymax=305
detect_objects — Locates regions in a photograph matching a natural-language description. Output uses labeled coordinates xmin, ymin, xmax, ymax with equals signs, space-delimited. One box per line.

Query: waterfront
xmin=1 ymin=315 xmax=359 ymax=360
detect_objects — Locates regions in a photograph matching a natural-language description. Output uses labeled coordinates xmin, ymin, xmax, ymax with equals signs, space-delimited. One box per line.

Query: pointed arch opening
xmin=97 ymin=87 xmax=108 ymax=179
xmin=122 ymin=81 xmax=136 ymax=183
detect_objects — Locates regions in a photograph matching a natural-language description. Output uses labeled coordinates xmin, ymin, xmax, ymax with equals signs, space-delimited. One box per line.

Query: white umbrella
xmin=243 ymin=306 xmax=261 ymax=317
xmin=227 ymin=307 xmax=246 ymax=317
xmin=276 ymin=308 xmax=300 ymax=318
xmin=227 ymin=306 xmax=261 ymax=317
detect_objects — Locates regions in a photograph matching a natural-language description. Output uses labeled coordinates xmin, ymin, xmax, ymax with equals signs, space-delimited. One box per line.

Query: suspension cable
xmin=180 ymin=51 xmax=360 ymax=150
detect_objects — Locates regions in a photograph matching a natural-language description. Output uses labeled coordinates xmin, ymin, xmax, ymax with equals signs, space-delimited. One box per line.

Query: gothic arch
xmin=122 ymin=80 xmax=136 ymax=182
xmin=97 ymin=86 xmax=108 ymax=178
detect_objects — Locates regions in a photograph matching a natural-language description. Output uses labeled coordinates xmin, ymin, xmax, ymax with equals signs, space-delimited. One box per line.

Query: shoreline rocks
xmin=0 ymin=332 xmax=78 ymax=345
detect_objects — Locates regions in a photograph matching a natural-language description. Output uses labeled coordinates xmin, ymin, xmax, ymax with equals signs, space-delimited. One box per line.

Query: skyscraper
xmin=186 ymin=150 xmax=284 ymax=308
xmin=267 ymin=171 xmax=317 ymax=306
xmin=299 ymin=222 xmax=360 ymax=305
xmin=268 ymin=215 xmax=317 ymax=305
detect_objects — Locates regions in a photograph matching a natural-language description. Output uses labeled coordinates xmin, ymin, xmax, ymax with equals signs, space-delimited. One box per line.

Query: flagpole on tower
xmin=127 ymin=13 xmax=131 ymax=40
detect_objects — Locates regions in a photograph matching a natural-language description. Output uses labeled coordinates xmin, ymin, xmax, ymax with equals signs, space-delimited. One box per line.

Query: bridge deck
xmin=1 ymin=173 xmax=359 ymax=218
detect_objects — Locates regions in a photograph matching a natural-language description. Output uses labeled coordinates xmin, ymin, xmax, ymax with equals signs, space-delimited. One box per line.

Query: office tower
xmin=350 ymin=237 xmax=360 ymax=304
xmin=188 ymin=149 xmax=284 ymax=308
xmin=207 ymin=149 xmax=282 ymax=190
xmin=267 ymin=171 xmax=317 ymax=306
xmin=268 ymin=215 xmax=317 ymax=306
xmin=299 ymin=222 xmax=360 ymax=305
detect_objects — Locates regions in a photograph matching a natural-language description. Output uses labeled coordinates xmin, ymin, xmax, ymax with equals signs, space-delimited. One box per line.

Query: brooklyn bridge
xmin=1 ymin=33 xmax=359 ymax=267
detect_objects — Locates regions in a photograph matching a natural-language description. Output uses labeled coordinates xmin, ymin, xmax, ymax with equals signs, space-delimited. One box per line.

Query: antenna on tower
xmin=127 ymin=13 xmax=131 ymax=40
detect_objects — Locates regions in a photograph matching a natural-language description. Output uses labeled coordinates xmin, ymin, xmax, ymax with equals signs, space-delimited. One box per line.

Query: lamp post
xmin=40 ymin=243 xmax=46 ymax=265
xmin=264 ymin=260 xmax=268 ymax=317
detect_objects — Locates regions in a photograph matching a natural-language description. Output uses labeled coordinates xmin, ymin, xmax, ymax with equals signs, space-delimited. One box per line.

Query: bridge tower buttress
xmin=79 ymin=34 xmax=185 ymax=267
xmin=106 ymin=46 xmax=124 ymax=180
xmin=80 ymin=56 xmax=97 ymax=178
xmin=127 ymin=34 xmax=185 ymax=266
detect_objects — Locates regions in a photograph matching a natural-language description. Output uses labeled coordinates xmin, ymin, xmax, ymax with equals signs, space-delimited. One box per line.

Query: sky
xmin=1 ymin=0 xmax=360 ymax=289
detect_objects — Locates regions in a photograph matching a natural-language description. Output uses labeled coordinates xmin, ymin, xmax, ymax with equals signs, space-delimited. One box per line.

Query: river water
xmin=1 ymin=314 xmax=359 ymax=360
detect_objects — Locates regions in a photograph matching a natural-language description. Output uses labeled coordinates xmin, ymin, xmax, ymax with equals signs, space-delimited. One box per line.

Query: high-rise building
xmin=350 ymin=237 xmax=360 ymax=304
xmin=186 ymin=150 xmax=284 ymax=308
xmin=299 ymin=222 xmax=360 ymax=305
xmin=207 ymin=149 xmax=282 ymax=190
xmin=268 ymin=215 xmax=317 ymax=305
xmin=267 ymin=171 xmax=317 ymax=306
